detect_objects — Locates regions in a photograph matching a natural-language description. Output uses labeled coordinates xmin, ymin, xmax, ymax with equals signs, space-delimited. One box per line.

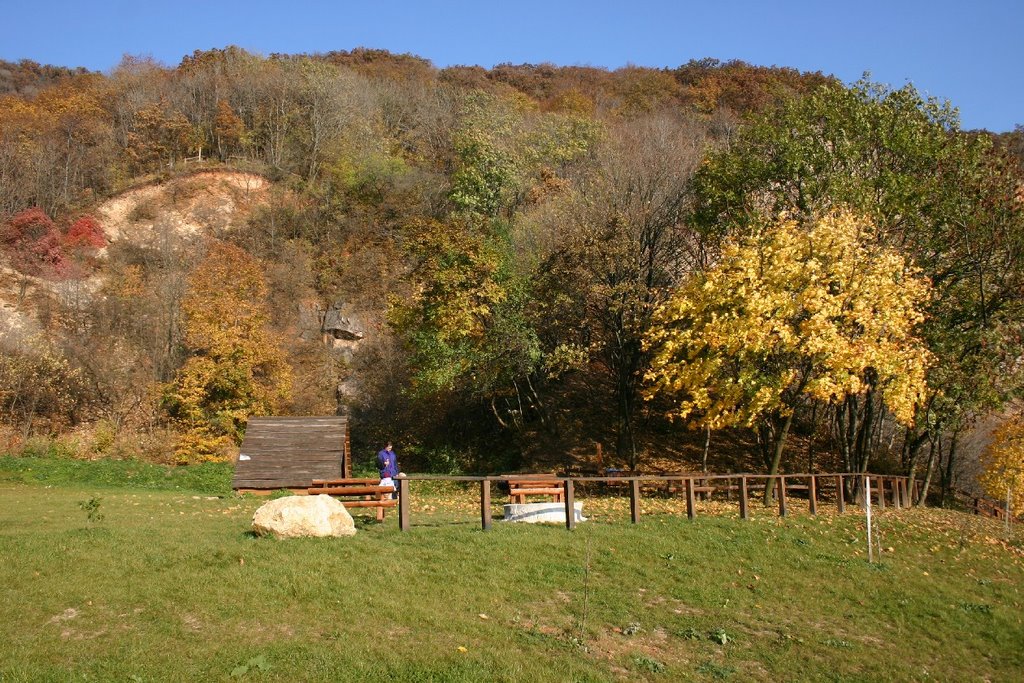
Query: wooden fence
xmin=950 ymin=487 xmax=1020 ymax=522
xmin=393 ymin=473 xmax=918 ymax=532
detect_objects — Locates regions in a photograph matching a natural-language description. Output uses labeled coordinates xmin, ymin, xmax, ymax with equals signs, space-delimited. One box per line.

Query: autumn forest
xmin=1 ymin=48 xmax=1022 ymax=508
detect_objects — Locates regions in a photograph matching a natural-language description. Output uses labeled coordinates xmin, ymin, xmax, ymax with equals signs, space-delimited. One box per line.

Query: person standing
xmin=377 ymin=442 xmax=400 ymax=498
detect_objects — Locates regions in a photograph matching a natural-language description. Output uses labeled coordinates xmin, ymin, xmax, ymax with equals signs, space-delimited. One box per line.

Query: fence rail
xmin=950 ymin=488 xmax=1020 ymax=522
xmin=393 ymin=472 xmax=917 ymax=532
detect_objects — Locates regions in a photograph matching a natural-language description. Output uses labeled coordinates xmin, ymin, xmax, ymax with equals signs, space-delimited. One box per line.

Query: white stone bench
xmin=503 ymin=502 xmax=586 ymax=524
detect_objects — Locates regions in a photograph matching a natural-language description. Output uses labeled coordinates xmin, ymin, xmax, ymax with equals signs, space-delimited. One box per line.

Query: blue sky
xmin=1 ymin=0 xmax=1020 ymax=131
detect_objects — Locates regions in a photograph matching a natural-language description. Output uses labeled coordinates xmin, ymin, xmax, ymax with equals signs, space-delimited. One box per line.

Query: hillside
xmin=0 ymin=47 xmax=1021 ymax=507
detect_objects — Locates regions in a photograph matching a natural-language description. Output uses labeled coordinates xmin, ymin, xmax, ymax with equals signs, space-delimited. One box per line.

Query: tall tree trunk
xmin=763 ymin=411 xmax=795 ymax=506
xmin=918 ymin=436 xmax=940 ymax=507
xmin=615 ymin=362 xmax=637 ymax=469
xmin=940 ymin=431 xmax=960 ymax=508
xmin=903 ymin=425 xmax=929 ymax=503
xmin=853 ymin=386 xmax=876 ymax=473
xmin=524 ymin=373 xmax=549 ymax=429
xmin=613 ymin=332 xmax=640 ymax=470
xmin=806 ymin=402 xmax=819 ymax=473
xmin=702 ymin=426 xmax=711 ymax=473
xmin=837 ymin=398 xmax=856 ymax=498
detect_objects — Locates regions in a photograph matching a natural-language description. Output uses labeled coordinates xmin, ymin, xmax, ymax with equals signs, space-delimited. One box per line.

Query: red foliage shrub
xmin=3 ymin=207 xmax=56 ymax=247
xmin=1 ymin=207 xmax=67 ymax=276
xmin=64 ymin=215 xmax=107 ymax=250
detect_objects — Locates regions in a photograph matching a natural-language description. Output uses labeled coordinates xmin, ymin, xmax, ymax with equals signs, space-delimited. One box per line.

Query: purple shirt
xmin=377 ymin=448 xmax=398 ymax=478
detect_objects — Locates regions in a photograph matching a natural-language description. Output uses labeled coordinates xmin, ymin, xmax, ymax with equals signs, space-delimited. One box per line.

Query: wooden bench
xmin=505 ymin=477 xmax=564 ymax=505
xmin=308 ymin=478 xmax=397 ymax=522
xmin=665 ymin=478 xmax=718 ymax=499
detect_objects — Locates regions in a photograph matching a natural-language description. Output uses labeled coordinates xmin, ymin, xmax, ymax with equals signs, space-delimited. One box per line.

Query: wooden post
xmin=564 ymin=479 xmax=576 ymax=531
xmin=398 ymin=477 xmax=410 ymax=532
xmin=629 ymin=478 xmax=641 ymax=524
xmin=878 ymin=478 xmax=886 ymax=511
xmin=480 ymin=479 xmax=492 ymax=531
xmin=836 ymin=475 xmax=846 ymax=514
xmin=739 ymin=476 xmax=749 ymax=520
xmin=809 ymin=475 xmax=817 ymax=515
xmin=777 ymin=476 xmax=787 ymax=517
xmin=892 ymin=478 xmax=901 ymax=510
xmin=865 ymin=476 xmax=874 ymax=563
xmin=1006 ymin=485 xmax=1012 ymax=536
xmin=685 ymin=478 xmax=696 ymax=519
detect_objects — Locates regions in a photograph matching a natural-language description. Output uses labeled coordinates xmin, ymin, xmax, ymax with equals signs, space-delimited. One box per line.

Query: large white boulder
xmin=252 ymin=494 xmax=356 ymax=538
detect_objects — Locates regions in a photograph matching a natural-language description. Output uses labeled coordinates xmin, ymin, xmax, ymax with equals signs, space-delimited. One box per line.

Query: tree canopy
xmin=688 ymin=78 xmax=1024 ymax=490
xmin=644 ymin=211 xmax=932 ymax=498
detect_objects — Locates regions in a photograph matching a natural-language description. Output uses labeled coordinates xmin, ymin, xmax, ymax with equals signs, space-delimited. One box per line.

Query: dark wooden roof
xmin=232 ymin=416 xmax=349 ymax=489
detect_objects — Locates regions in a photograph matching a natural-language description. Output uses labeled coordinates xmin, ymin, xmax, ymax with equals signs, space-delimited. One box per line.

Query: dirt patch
xmin=181 ymin=613 xmax=203 ymax=632
xmin=48 ymin=607 xmax=79 ymax=624
xmin=60 ymin=627 xmax=107 ymax=640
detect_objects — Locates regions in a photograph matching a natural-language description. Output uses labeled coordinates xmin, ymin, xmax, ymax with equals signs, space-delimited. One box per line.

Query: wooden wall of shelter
xmin=232 ymin=416 xmax=350 ymax=491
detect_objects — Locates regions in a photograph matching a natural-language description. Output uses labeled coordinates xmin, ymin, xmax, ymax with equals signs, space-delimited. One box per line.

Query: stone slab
xmin=503 ymin=502 xmax=587 ymax=524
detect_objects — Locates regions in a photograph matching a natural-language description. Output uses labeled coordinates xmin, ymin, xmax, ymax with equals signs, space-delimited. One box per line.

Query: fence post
xmin=809 ymin=475 xmax=818 ymax=515
xmin=836 ymin=475 xmax=846 ymax=514
xmin=480 ymin=479 xmax=492 ymax=531
xmin=865 ymin=476 xmax=874 ymax=563
xmin=777 ymin=476 xmax=787 ymax=517
xmin=1006 ymin=485 xmax=1012 ymax=536
xmin=564 ymin=479 xmax=575 ymax=531
xmin=685 ymin=478 xmax=696 ymax=519
xmin=629 ymin=478 xmax=641 ymax=524
xmin=878 ymin=479 xmax=886 ymax=511
xmin=398 ymin=478 xmax=410 ymax=532
xmin=739 ymin=476 xmax=749 ymax=520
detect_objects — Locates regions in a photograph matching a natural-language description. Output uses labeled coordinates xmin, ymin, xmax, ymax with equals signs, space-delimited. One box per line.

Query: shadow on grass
xmin=352 ymin=517 xmax=386 ymax=530
xmin=406 ymin=520 xmax=479 ymax=529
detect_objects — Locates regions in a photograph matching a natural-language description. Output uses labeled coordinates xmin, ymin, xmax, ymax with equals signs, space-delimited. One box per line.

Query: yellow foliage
xmin=980 ymin=415 xmax=1024 ymax=516
xmin=166 ymin=242 xmax=291 ymax=463
xmin=394 ymin=217 xmax=506 ymax=344
xmin=644 ymin=210 xmax=932 ymax=429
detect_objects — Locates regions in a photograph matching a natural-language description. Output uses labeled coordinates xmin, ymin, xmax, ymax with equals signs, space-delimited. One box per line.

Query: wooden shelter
xmin=232 ymin=416 xmax=351 ymax=493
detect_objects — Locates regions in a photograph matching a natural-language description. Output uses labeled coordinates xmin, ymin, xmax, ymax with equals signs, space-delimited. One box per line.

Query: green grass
xmin=0 ymin=455 xmax=232 ymax=494
xmin=1 ymin=459 xmax=1023 ymax=681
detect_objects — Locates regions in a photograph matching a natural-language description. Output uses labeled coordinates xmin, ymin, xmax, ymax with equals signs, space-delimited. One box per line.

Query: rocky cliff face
xmin=95 ymin=171 xmax=270 ymax=248
xmin=299 ymin=301 xmax=372 ymax=408
xmin=1 ymin=170 xmax=372 ymax=419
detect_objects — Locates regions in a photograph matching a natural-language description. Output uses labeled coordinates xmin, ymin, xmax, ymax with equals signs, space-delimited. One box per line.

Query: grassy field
xmin=1 ymin=458 xmax=1022 ymax=682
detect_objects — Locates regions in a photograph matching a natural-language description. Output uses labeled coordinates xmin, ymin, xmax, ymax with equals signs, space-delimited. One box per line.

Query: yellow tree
xmin=165 ymin=241 xmax=291 ymax=462
xmin=644 ymin=211 xmax=932 ymax=503
xmin=980 ymin=415 xmax=1024 ymax=517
